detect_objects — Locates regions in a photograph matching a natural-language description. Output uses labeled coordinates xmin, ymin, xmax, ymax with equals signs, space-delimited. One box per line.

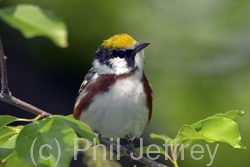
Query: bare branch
xmin=0 ymin=94 xmax=51 ymax=117
xmin=101 ymin=138 xmax=168 ymax=167
xmin=0 ymin=36 xmax=51 ymax=117
xmin=0 ymin=36 xmax=11 ymax=97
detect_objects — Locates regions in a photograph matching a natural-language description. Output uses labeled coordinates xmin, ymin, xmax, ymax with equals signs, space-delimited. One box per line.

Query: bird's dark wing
xmin=78 ymin=67 xmax=96 ymax=94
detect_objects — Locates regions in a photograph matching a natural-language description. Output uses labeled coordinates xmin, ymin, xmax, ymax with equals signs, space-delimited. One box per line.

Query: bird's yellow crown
xmin=101 ymin=34 xmax=136 ymax=49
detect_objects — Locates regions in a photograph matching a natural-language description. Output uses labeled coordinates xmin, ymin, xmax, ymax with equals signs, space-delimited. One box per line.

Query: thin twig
xmin=0 ymin=36 xmax=11 ymax=97
xmin=101 ymin=138 xmax=168 ymax=167
xmin=0 ymin=36 xmax=51 ymax=117
xmin=0 ymin=94 xmax=51 ymax=117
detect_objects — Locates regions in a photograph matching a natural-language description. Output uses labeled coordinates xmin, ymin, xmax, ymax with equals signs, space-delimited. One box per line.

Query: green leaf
xmin=176 ymin=125 xmax=204 ymax=145
xmin=176 ymin=117 xmax=246 ymax=149
xmin=192 ymin=110 xmax=244 ymax=130
xmin=0 ymin=116 xmax=18 ymax=129
xmin=0 ymin=4 xmax=68 ymax=47
xmin=150 ymin=133 xmax=171 ymax=141
xmin=0 ymin=127 xmax=19 ymax=160
xmin=50 ymin=115 xmax=98 ymax=144
xmin=150 ymin=133 xmax=175 ymax=145
xmin=152 ymin=111 xmax=247 ymax=149
xmin=15 ymin=118 xmax=78 ymax=167
xmin=198 ymin=117 xmax=246 ymax=149
xmin=213 ymin=110 xmax=244 ymax=119
xmin=0 ymin=151 xmax=34 ymax=167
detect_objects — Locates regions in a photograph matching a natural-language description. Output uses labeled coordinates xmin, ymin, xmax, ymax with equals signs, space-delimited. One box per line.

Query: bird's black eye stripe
xmin=113 ymin=50 xmax=126 ymax=58
xmin=113 ymin=50 xmax=135 ymax=59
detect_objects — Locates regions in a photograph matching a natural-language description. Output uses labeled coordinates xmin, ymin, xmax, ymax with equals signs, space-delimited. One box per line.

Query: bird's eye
xmin=118 ymin=52 xmax=125 ymax=58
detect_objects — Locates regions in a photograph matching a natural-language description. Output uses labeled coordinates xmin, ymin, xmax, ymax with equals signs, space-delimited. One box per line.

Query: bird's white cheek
xmin=135 ymin=51 xmax=145 ymax=70
xmin=109 ymin=57 xmax=132 ymax=74
xmin=93 ymin=58 xmax=132 ymax=75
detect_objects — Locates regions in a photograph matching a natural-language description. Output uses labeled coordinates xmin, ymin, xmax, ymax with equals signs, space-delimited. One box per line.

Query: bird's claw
xmin=126 ymin=142 xmax=135 ymax=155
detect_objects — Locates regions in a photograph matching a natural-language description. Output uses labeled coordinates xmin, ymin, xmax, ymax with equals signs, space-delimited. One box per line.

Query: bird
xmin=73 ymin=34 xmax=153 ymax=146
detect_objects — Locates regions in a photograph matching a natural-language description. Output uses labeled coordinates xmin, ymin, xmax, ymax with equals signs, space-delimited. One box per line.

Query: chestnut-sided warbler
xmin=73 ymin=34 xmax=153 ymax=144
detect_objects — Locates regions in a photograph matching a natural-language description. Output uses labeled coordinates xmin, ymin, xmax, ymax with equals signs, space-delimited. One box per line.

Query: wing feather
xmin=78 ymin=67 xmax=96 ymax=94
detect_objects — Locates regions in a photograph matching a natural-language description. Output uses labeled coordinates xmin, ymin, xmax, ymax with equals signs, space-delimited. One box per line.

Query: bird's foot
xmin=98 ymin=132 xmax=103 ymax=143
xmin=92 ymin=131 xmax=103 ymax=145
xmin=126 ymin=142 xmax=135 ymax=155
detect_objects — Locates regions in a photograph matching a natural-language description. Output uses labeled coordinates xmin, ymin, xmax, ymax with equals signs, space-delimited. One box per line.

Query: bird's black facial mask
xmin=95 ymin=48 xmax=136 ymax=69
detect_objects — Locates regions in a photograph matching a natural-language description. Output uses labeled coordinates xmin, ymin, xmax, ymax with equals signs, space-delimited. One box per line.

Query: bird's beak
xmin=134 ymin=42 xmax=150 ymax=53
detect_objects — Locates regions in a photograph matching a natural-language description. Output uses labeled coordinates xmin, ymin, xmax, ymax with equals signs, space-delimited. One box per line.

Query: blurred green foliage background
xmin=0 ymin=0 xmax=249 ymax=167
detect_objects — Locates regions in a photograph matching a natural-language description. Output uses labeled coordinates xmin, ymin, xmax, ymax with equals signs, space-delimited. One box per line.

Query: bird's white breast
xmin=79 ymin=72 xmax=149 ymax=140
